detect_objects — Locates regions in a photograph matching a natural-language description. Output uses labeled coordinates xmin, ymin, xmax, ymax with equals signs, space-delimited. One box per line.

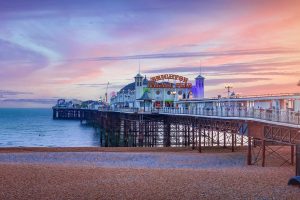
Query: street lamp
xmin=225 ymin=85 xmax=233 ymax=98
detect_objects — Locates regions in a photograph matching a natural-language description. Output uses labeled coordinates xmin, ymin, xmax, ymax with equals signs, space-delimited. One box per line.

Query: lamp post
xmin=225 ymin=85 xmax=233 ymax=98
xmin=171 ymin=79 xmax=177 ymax=107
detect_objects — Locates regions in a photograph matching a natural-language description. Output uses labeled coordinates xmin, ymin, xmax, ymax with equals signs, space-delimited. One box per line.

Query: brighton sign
xmin=148 ymin=74 xmax=192 ymax=88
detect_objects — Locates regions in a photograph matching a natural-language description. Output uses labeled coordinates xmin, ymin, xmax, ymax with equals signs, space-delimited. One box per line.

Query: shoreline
xmin=0 ymin=146 xmax=248 ymax=153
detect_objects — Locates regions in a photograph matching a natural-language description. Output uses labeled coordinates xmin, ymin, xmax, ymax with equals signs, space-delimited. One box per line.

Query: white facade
xmin=295 ymin=99 xmax=300 ymax=111
xmin=177 ymin=94 xmax=300 ymax=112
xmin=110 ymin=73 xmax=205 ymax=109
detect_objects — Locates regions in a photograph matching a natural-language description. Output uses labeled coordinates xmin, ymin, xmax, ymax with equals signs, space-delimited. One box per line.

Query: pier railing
xmin=159 ymin=107 xmax=300 ymax=125
xmin=98 ymin=107 xmax=300 ymax=125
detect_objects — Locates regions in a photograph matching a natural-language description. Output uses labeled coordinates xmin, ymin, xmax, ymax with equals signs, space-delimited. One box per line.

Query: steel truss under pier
xmin=247 ymin=124 xmax=300 ymax=168
xmin=52 ymin=108 xmax=249 ymax=149
xmin=53 ymin=108 xmax=300 ymax=175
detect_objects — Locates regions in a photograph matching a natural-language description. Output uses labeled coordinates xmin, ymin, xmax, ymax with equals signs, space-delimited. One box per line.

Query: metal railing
xmin=158 ymin=107 xmax=300 ymax=125
xmin=98 ymin=107 xmax=139 ymax=113
xmin=99 ymin=106 xmax=300 ymax=126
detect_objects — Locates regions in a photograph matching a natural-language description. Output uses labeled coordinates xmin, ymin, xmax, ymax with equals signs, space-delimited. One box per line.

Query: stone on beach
xmin=0 ymin=148 xmax=299 ymax=200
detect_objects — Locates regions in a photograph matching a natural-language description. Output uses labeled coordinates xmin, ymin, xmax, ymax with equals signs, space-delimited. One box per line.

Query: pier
xmin=53 ymin=105 xmax=300 ymax=176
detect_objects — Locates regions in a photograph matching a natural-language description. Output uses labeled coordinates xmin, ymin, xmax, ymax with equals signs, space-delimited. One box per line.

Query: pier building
xmin=110 ymin=73 xmax=205 ymax=110
xmin=110 ymin=73 xmax=300 ymax=114
xmin=178 ymin=93 xmax=300 ymax=112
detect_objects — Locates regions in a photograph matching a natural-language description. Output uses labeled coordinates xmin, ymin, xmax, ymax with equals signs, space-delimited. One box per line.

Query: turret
xmin=134 ymin=73 xmax=143 ymax=104
xmin=194 ymin=75 xmax=205 ymax=99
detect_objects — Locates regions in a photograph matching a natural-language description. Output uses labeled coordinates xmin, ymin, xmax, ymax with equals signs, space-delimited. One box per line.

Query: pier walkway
xmin=99 ymin=107 xmax=300 ymax=128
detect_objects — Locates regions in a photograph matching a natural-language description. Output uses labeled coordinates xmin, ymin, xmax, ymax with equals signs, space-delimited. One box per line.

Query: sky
xmin=0 ymin=0 xmax=300 ymax=107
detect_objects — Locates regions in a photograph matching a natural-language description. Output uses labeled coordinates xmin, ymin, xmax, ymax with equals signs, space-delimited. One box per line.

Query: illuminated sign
xmin=148 ymin=74 xmax=192 ymax=88
xmin=150 ymin=74 xmax=189 ymax=83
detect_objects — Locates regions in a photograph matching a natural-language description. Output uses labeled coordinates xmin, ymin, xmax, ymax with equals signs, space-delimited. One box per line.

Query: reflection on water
xmin=0 ymin=108 xmax=100 ymax=147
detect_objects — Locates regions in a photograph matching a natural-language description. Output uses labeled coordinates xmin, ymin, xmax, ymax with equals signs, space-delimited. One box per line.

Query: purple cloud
xmin=71 ymin=48 xmax=298 ymax=62
xmin=0 ymin=98 xmax=56 ymax=104
xmin=143 ymin=60 xmax=300 ymax=75
xmin=0 ymin=90 xmax=33 ymax=98
xmin=0 ymin=39 xmax=48 ymax=79
xmin=205 ymin=78 xmax=271 ymax=86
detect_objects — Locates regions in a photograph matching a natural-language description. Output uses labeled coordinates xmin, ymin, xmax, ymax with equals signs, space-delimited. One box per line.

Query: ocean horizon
xmin=0 ymin=108 xmax=100 ymax=147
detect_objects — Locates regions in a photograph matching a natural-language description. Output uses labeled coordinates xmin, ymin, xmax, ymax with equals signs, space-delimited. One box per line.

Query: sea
xmin=0 ymin=108 xmax=100 ymax=147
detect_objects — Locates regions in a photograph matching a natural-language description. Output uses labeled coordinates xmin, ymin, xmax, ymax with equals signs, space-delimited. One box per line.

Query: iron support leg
xmin=247 ymin=136 xmax=252 ymax=165
xmin=291 ymin=145 xmax=294 ymax=165
xmin=198 ymin=127 xmax=202 ymax=153
xmin=231 ymin=132 xmax=234 ymax=152
xmin=262 ymin=140 xmax=266 ymax=167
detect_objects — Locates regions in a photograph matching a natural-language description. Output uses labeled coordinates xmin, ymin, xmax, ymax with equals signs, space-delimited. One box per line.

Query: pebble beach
xmin=0 ymin=147 xmax=299 ymax=199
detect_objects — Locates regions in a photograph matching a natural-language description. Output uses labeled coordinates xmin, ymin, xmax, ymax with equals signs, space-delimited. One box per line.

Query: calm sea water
xmin=0 ymin=108 xmax=100 ymax=147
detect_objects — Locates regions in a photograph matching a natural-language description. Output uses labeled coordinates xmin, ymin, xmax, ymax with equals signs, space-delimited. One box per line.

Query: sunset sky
xmin=0 ymin=0 xmax=300 ymax=107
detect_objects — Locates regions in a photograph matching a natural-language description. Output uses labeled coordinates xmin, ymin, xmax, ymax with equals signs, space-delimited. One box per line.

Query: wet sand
xmin=0 ymin=148 xmax=299 ymax=199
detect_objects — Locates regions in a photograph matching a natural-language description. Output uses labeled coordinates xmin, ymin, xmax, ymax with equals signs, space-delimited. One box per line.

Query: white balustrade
xmin=97 ymin=106 xmax=300 ymax=125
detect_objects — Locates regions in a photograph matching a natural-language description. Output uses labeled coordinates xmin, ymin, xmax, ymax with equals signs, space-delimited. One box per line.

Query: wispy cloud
xmin=0 ymin=39 xmax=48 ymax=80
xmin=76 ymin=83 xmax=110 ymax=87
xmin=206 ymin=78 xmax=271 ymax=86
xmin=0 ymin=98 xmax=56 ymax=104
xmin=71 ymin=48 xmax=298 ymax=62
xmin=143 ymin=60 xmax=300 ymax=74
xmin=0 ymin=90 xmax=33 ymax=98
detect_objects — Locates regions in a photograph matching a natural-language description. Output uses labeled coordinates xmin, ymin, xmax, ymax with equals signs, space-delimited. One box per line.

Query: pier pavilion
xmin=110 ymin=73 xmax=205 ymax=110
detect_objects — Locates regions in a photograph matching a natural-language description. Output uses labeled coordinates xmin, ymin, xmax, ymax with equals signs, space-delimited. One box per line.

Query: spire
xmin=138 ymin=59 xmax=141 ymax=74
xmin=199 ymin=60 xmax=202 ymax=76
xmin=135 ymin=58 xmax=143 ymax=78
xmin=195 ymin=61 xmax=204 ymax=79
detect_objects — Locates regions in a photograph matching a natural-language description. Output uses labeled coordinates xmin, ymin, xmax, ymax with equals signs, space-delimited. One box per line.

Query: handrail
xmin=97 ymin=106 xmax=300 ymax=126
xmin=53 ymin=106 xmax=300 ymax=126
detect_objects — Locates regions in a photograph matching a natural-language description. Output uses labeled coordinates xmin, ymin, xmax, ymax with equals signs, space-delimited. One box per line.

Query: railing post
xmin=221 ymin=106 xmax=223 ymax=117
xmin=259 ymin=109 xmax=262 ymax=119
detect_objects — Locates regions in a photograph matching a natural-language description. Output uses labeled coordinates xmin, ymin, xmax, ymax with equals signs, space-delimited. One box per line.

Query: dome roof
xmin=143 ymin=77 xmax=148 ymax=85
xmin=120 ymin=82 xmax=135 ymax=93
xmin=195 ymin=75 xmax=205 ymax=79
xmin=137 ymin=91 xmax=153 ymax=101
xmin=135 ymin=73 xmax=143 ymax=78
